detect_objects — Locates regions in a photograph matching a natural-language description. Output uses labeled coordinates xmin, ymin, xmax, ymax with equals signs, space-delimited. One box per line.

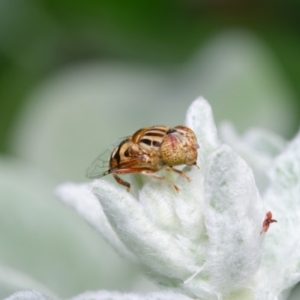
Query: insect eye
xmin=166 ymin=128 xmax=176 ymax=134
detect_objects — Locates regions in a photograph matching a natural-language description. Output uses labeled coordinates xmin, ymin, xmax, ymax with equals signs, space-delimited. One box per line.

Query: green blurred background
xmin=1 ymin=0 xmax=300 ymax=154
xmin=1 ymin=0 xmax=300 ymax=298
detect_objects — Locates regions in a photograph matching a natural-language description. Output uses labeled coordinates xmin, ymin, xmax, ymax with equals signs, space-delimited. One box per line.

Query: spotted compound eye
xmin=160 ymin=134 xmax=186 ymax=166
xmin=160 ymin=126 xmax=198 ymax=167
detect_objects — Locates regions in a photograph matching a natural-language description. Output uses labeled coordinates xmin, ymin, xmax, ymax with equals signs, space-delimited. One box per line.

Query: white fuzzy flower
xmin=22 ymin=97 xmax=298 ymax=300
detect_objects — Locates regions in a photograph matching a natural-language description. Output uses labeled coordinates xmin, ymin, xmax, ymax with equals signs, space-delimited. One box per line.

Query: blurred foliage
xmin=1 ymin=1 xmax=300 ymax=298
xmin=1 ymin=0 xmax=300 ymax=152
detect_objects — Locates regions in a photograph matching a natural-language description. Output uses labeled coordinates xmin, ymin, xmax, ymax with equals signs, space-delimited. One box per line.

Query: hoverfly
xmin=86 ymin=125 xmax=199 ymax=192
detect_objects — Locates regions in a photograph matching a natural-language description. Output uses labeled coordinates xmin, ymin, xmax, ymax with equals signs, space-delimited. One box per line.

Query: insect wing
xmin=86 ymin=148 xmax=111 ymax=179
xmin=85 ymin=137 xmax=129 ymax=179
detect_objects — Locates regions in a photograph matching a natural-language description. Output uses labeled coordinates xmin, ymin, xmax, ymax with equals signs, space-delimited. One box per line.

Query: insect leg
xmin=141 ymin=170 xmax=180 ymax=192
xmin=113 ymin=174 xmax=131 ymax=192
xmin=165 ymin=166 xmax=191 ymax=182
xmin=112 ymin=167 xmax=158 ymax=192
xmin=193 ymin=162 xmax=200 ymax=169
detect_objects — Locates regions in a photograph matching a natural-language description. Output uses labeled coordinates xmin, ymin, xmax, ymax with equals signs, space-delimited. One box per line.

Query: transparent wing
xmin=85 ymin=136 xmax=129 ymax=179
xmin=86 ymin=148 xmax=111 ymax=179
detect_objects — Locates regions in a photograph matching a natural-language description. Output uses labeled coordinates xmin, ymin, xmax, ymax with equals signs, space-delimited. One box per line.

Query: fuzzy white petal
xmin=70 ymin=290 xmax=193 ymax=300
xmin=220 ymin=122 xmax=287 ymax=192
xmin=220 ymin=122 xmax=286 ymax=159
xmin=91 ymin=180 xmax=198 ymax=281
xmin=4 ymin=290 xmax=55 ymax=300
xmin=265 ymin=130 xmax=300 ymax=214
xmin=185 ymin=97 xmax=220 ymax=168
xmin=258 ymin=130 xmax=300 ymax=297
xmin=139 ymin=168 xmax=204 ymax=235
xmin=171 ymin=166 xmax=206 ymax=253
xmin=55 ymin=182 xmax=138 ymax=263
xmin=139 ymin=167 xmax=206 ymax=264
xmin=202 ymin=145 xmax=264 ymax=295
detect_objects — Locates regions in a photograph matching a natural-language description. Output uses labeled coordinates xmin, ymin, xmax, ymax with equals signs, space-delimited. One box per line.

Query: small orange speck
xmin=261 ymin=211 xmax=277 ymax=234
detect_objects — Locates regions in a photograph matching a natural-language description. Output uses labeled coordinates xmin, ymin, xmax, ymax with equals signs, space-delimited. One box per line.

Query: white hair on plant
xmin=11 ymin=97 xmax=300 ymax=300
